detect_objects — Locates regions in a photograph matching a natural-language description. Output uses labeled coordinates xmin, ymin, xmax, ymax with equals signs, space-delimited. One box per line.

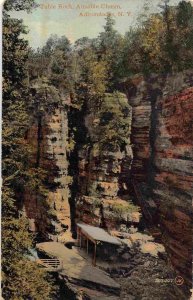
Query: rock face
xmin=124 ymin=71 xmax=193 ymax=293
xmin=23 ymin=102 xmax=71 ymax=240
xmin=127 ymin=76 xmax=152 ymax=183
xmin=113 ymin=249 xmax=183 ymax=300
xmin=154 ymin=78 xmax=193 ymax=288
xmin=22 ymin=73 xmax=192 ymax=297
xmin=76 ymin=93 xmax=140 ymax=230
xmin=46 ymin=106 xmax=71 ymax=240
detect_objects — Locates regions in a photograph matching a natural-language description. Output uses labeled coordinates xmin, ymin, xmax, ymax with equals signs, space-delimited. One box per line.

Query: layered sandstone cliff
xmin=75 ymin=92 xmax=140 ymax=230
xmin=23 ymin=88 xmax=71 ymax=241
xmin=21 ymin=72 xmax=192 ymax=297
xmin=124 ymin=71 xmax=193 ymax=293
xmin=154 ymin=75 xmax=193 ymax=288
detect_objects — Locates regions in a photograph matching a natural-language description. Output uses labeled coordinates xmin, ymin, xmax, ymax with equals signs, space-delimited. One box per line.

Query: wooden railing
xmin=36 ymin=258 xmax=62 ymax=270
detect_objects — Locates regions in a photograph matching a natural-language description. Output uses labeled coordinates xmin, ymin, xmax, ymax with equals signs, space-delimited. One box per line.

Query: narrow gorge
xmin=21 ymin=71 xmax=192 ymax=299
xmin=3 ymin=2 xmax=193 ymax=299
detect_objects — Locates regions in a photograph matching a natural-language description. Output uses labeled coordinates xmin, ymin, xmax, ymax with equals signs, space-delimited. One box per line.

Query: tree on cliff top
xmin=2 ymin=1 xmax=57 ymax=298
xmin=121 ymin=0 xmax=193 ymax=75
xmin=98 ymin=14 xmax=124 ymax=89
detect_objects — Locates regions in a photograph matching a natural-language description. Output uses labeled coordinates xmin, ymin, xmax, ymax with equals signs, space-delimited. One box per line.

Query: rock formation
xmin=22 ymin=87 xmax=71 ymax=241
xmin=21 ymin=72 xmax=192 ymax=297
xmin=122 ymin=70 xmax=193 ymax=293
xmin=75 ymin=92 xmax=140 ymax=230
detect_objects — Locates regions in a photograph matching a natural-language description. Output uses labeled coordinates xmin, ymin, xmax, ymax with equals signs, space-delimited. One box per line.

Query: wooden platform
xmin=36 ymin=242 xmax=120 ymax=295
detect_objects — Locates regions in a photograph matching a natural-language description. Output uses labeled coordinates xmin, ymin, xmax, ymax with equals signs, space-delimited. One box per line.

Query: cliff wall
xmin=23 ymin=102 xmax=71 ymax=241
xmin=75 ymin=92 xmax=140 ymax=230
xmin=125 ymin=71 xmax=193 ymax=289
xmin=22 ymin=72 xmax=192 ymax=295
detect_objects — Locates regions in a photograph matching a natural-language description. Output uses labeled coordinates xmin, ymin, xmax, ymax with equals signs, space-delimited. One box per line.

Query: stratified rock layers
xmin=126 ymin=71 xmax=193 ymax=290
xmin=76 ymin=93 xmax=139 ymax=230
xmin=154 ymin=83 xmax=193 ymax=286
xmin=22 ymin=72 xmax=192 ymax=296
xmin=23 ymin=105 xmax=71 ymax=239
xmin=46 ymin=107 xmax=71 ymax=240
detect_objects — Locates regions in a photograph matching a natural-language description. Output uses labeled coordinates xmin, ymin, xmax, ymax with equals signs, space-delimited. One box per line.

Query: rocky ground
xmin=95 ymin=229 xmax=189 ymax=300
xmin=36 ymin=229 xmax=190 ymax=300
xmin=109 ymin=250 xmax=183 ymax=300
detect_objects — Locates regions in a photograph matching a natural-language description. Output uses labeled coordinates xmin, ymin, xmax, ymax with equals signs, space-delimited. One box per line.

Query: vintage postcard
xmin=2 ymin=0 xmax=193 ymax=299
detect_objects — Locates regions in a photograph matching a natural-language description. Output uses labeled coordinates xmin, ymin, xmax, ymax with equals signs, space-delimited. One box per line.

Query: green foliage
xmin=120 ymin=1 xmax=193 ymax=75
xmin=3 ymin=17 xmax=28 ymax=100
xmin=29 ymin=34 xmax=72 ymax=92
xmin=72 ymin=45 xmax=108 ymax=109
xmin=42 ymin=34 xmax=70 ymax=56
xmin=176 ymin=1 xmax=193 ymax=28
xmin=3 ymin=260 xmax=56 ymax=300
xmin=91 ymin=198 xmax=101 ymax=212
xmin=110 ymin=201 xmax=140 ymax=218
xmin=98 ymin=14 xmax=125 ymax=89
xmin=2 ymin=1 xmax=56 ymax=298
xmin=95 ymin=92 xmax=131 ymax=150
xmin=3 ymin=2 xmax=193 ymax=297
xmin=68 ymin=15 xmax=124 ymax=108
xmin=2 ymin=217 xmax=57 ymax=300
xmin=3 ymin=0 xmax=38 ymax=14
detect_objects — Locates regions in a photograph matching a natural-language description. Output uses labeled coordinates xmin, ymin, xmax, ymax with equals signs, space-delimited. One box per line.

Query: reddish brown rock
xmin=23 ymin=106 xmax=71 ymax=240
xmin=124 ymin=71 xmax=193 ymax=295
xmin=154 ymin=78 xmax=193 ymax=288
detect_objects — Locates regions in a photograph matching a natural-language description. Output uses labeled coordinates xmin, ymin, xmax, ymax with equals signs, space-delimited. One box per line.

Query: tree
xmin=71 ymin=45 xmax=108 ymax=110
xmin=2 ymin=1 xmax=56 ymax=298
xmin=3 ymin=0 xmax=38 ymax=14
xmin=96 ymin=92 xmax=131 ymax=151
xmin=33 ymin=34 xmax=72 ymax=91
xmin=120 ymin=1 xmax=193 ymax=75
xmin=98 ymin=14 xmax=124 ymax=89
xmin=175 ymin=1 xmax=193 ymax=70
